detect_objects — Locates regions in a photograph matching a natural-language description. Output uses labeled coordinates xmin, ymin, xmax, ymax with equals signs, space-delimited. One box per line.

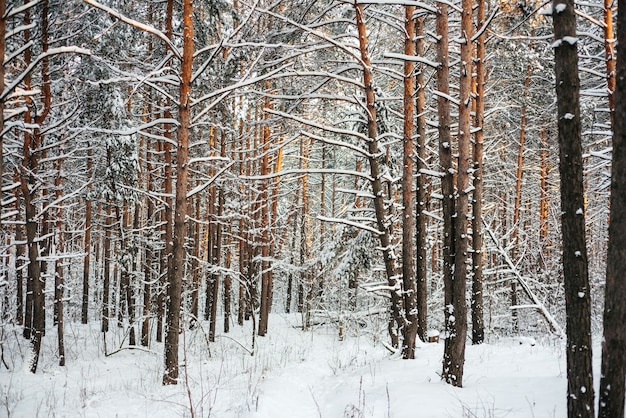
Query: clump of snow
xmin=427 ymin=329 xmax=440 ymax=338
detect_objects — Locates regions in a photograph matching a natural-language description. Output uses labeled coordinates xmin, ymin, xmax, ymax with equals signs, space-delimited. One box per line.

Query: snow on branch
xmin=191 ymin=63 xmax=292 ymax=123
xmin=356 ymin=0 xmax=437 ymax=13
xmin=82 ymin=0 xmax=180 ymax=60
xmin=484 ymin=222 xmax=565 ymax=338
xmin=432 ymin=90 xmax=460 ymax=106
xmin=317 ymin=215 xmax=382 ymax=236
xmin=300 ymin=131 xmax=373 ymax=159
xmin=187 ymin=161 xmax=235 ymax=199
xmin=6 ymin=0 xmax=40 ymax=19
xmin=1 ymin=47 xmax=91 ymax=101
xmin=434 ymin=0 xmax=463 ymax=13
xmin=242 ymin=168 xmax=374 ymax=182
xmin=382 ymin=52 xmax=439 ymax=69
xmin=257 ymin=7 xmax=365 ymax=67
xmin=79 ymin=117 xmax=179 ymax=137
xmin=265 ymin=108 xmax=370 ymax=143
xmin=471 ymin=7 xmax=499 ymax=42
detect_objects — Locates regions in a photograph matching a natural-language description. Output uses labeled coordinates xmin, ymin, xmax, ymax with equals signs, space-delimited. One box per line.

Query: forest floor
xmin=0 ymin=313 xmax=603 ymax=417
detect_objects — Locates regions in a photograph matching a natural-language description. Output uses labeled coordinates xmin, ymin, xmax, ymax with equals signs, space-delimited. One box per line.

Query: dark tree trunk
xmin=13 ymin=176 xmax=25 ymax=327
xmin=598 ymin=0 xmax=626 ymax=413
xmin=54 ymin=157 xmax=65 ymax=366
xmin=436 ymin=0 xmax=456 ymax=385
xmin=552 ymin=0 xmax=595 ymax=415
xmin=82 ymin=145 xmax=93 ymax=324
xmin=102 ymin=203 xmax=112 ymax=333
xmin=445 ymin=0 xmax=473 ymax=387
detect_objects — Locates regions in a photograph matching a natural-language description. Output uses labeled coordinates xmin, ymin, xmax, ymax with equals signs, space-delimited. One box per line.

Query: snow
xmin=563 ymin=36 xmax=578 ymax=45
xmin=0 ymin=314 xmax=610 ymax=417
xmin=555 ymin=3 xmax=567 ymax=13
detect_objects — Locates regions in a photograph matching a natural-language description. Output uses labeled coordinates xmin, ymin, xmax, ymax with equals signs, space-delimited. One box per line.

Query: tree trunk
xmin=436 ymin=0 xmax=456 ymax=385
xmin=552 ymin=0 xmax=595 ymax=415
xmin=511 ymin=55 xmax=531 ymax=333
xmin=158 ymin=0 xmax=175 ymax=344
xmin=0 ymin=0 xmax=4 ymax=224
xmin=102 ymin=203 xmax=112 ymax=333
xmin=163 ymin=0 xmax=194 ymax=385
xmin=82 ymin=145 xmax=93 ymax=324
xmin=353 ymin=1 xmax=403 ymax=348
xmin=258 ymin=92 xmax=273 ymax=336
xmin=445 ymin=0 xmax=473 ymax=387
xmin=598 ymin=0 xmax=626 ymax=413
xmin=54 ymin=157 xmax=65 ymax=366
xmin=401 ymin=4 xmax=418 ymax=360
xmin=209 ymin=185 xmax=222 ymax=342
xmin=415 ymin=11 xmax=428 ymax=344
xmin=471 ymin=0 xmax=486 ymax=345
xmin=13 ymin=172 xmax=25 ymax=327
xmin=604 ymin=0 xmax=615 ymax=125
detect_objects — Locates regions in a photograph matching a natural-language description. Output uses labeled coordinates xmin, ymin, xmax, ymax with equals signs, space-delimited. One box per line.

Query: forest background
xmin=0 ymin=0 xmax=624 ymax=416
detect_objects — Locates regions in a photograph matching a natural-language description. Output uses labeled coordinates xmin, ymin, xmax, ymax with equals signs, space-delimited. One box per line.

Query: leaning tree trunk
xmin=598 ymin=0 xmax=626 ymax=414
xmin=552 ymin=0 xmax=595 ymax=415
xmin=353 ymin=1 xmax=404 ymax=347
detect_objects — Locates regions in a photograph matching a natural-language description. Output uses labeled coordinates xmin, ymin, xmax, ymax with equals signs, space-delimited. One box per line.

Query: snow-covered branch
xmin=2 ymin=47 xmax=92 ymax=101
xmin=82 ymin=0 xmax=180 ymax=60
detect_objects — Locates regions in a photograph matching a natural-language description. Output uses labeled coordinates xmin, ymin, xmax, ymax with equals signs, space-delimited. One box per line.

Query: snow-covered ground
xmin=0 ymin=314 xmax=599 ymax=417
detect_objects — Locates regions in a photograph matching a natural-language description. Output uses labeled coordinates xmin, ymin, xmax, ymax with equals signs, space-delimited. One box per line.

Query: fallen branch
xmin=484 ymin=221 xmax=565 ymax=338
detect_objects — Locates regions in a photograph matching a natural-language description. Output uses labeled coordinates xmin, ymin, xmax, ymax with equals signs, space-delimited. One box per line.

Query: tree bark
xmin=552 ymin=0 xmax=595 ymax=414
xmin=604 ymin=0 xmax=616 ymax=125
xmin=446 ymin=0 xmax=473 ymax=387
xmin=82 ymin=145 xmax=93 ymax=324
xmin=0 ymin=0 xmax=5 ymax=234
xmin=437 ymin=0 xmax=457 ymax=385
xmin=158 ymin=0 xmax=175 ymax=344
xmin=471 ymin=0 xmax=486 ymax=345
xmin=258 ymin=92 xmax=273 ymax=336
xmin=163 ymin=0 xmax=194 ymax=385
xmin=353 ymin=1 xmax=404 ymax=348
xmin=401 ymin=4 xmax=418 ymax=359
xmin=598 ymin=0 xmax=626 ymax=413
xmin=102 ymin=203 xmax=112 ymax=333
xmin=415 ymin=11 xmax=429 ymax=344
xmin=54 ymin=156 xmax=65 ymax=366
